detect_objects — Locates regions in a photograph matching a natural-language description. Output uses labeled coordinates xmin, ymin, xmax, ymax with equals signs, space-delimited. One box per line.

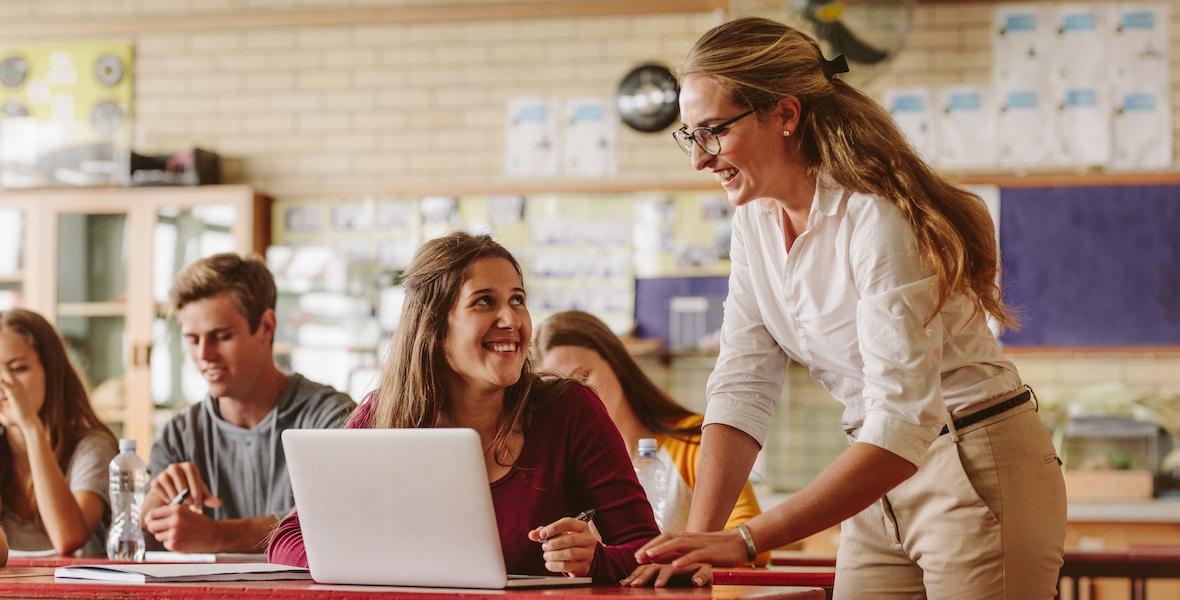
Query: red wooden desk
xmin=0 ymin=567 xmax=824 ymax=600
xmin=712 ymin=567 xmax=835 ymax=588
xmin=1059 ymin=547 xmax=1180 ymax=600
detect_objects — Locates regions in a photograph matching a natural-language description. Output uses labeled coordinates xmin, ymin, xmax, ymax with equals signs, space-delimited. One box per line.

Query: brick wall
xmin=4 ymin=0 xmax=1179 ymax=491
xmin=0 ymin=1 xmax=1176 ymax=194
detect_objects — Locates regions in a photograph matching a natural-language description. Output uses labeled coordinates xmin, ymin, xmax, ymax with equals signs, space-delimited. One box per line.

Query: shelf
xmin=56 ymin=302 xmax=127 ymax=318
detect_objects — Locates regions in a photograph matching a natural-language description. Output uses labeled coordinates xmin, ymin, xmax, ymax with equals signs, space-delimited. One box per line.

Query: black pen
xmin=540 ymin=509 xmax=596 ymax=543
xmin=170 ymin=488 xmax=191 ymax=506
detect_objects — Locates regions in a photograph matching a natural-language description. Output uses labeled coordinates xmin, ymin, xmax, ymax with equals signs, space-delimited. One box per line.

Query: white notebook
xmin=54 ymin=562 xmax=310 ymax=583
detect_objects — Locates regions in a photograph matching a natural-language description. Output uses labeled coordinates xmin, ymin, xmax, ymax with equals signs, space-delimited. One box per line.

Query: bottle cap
xmin=637 ymin=438 xmax=657 ymax=454
xmin=119 ymin=438 xmax=137 ymax=452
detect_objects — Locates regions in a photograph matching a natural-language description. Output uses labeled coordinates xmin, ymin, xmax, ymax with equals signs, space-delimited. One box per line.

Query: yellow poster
xmin=0 ymin=40 xmax=134 ymax=187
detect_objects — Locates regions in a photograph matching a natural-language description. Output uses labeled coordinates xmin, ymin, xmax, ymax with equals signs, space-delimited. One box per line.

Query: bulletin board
xmin=0 ymin=40 xmax=134 ymax=187
xmin=998 ymin=184 xmax=1180 ymax=347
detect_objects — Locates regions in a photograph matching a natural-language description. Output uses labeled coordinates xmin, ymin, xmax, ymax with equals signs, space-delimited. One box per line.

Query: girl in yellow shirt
xmin=534 ymin=310 xmax=768 ymax=572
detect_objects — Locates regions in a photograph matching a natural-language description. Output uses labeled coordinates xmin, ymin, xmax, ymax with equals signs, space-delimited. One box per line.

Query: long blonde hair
xmin=680 ymin=17 xmax=1015 ymax=328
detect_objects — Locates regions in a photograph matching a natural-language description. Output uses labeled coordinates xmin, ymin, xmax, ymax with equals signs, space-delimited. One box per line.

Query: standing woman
xmin=0 ymin=309 xmax=119 ymax=557
xmin=635 ymin=17 xmax=1066 ymax=598
xmin=269 ymin=232 xmax=659 ymax=582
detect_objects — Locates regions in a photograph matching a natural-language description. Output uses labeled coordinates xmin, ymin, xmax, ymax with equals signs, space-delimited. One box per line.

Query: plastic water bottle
xmin=633 ymin=438 xmax=668 ymax=531
xmin=106 ymin=438 xmax=148 ymax=561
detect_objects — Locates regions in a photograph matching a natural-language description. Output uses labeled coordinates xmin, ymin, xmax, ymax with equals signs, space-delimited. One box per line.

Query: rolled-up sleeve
xmin=854 ymin=277 xmax=944 ymax=466
xmin=704 ymin=206 xmax=787 ymax=447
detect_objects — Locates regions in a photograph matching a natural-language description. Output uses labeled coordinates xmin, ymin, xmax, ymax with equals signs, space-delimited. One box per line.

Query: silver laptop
xmin=282 ymin=428 xmax=592 ymax=589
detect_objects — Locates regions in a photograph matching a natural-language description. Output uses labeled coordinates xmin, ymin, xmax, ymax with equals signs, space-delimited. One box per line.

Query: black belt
xmin=939 ymin=388 xmax=1032 ymax=436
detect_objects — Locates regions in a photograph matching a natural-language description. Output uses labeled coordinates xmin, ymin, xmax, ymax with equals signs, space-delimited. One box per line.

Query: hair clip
xmin=821 ymin=54 xmax=850 ymax=80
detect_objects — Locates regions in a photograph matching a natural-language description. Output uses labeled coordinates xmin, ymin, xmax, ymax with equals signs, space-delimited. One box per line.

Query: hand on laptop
xmin=528 ymin=516 xmax=599 ymax=577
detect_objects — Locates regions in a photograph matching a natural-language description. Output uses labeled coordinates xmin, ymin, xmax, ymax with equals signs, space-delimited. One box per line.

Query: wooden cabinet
xmin=2 ymin=185 xmax=269 ymax=454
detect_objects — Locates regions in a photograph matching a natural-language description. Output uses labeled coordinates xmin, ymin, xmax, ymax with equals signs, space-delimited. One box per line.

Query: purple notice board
xmin=998 ymin=185 xmax=1180 ymax=347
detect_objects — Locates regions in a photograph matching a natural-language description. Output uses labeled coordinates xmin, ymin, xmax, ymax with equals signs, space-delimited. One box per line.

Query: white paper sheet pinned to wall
xmin=881 ymin=87 xmax=937 ymax=164
xmin=504 ymin=97 xmax=559 ymax=177
xmin=935 ymin=86 xmax=996 ymax=170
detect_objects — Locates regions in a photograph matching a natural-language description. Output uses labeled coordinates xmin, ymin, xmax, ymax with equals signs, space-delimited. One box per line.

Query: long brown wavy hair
xmin=680 ymin=16 xmax=1016 ymax=328
xmin=533 ymin=310 xmax=698 ymax=441
xmin=0 ymin=309 xmax=117 ymax=508
xmin=366 ymin=232 xmax=568 ymax=464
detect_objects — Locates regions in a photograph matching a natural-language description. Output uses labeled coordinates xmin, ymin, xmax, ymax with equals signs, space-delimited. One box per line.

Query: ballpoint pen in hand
xmin=170 ymin=488 xmax=191 ymax=506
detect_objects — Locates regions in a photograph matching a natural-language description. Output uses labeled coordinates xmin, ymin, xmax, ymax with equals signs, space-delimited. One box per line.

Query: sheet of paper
xmin=504 ymin=97 xmax=558 ymax=177
xmin=934 ymin=86 xmax=996 ymax=170
xmin=562 ymin=97 xmax=617 ymax=177
xmin=881 ymin=87 xmax=937 ymax=164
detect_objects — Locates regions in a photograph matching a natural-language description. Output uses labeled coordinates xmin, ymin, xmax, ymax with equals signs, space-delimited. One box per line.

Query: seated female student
xmin=0 ymin=309 xmax=119 ymax=557
xmin=268 ymin=232 xmax=660 ymax=583
xmin=533 ymin=311 xmax=769 ymax=579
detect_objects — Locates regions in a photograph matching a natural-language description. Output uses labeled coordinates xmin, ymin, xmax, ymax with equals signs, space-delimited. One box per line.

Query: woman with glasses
xmin=634 ymin=17 xmax=1066 ymax=598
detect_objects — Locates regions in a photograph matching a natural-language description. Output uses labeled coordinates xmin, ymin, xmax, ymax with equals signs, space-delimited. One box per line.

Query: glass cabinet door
xmin=0 ymin=204 xmax=26 ymax=309
xmin=54 ymin=210 xmax=132 ymax=437
xmin=149 ymin=204 xmax=239 ymax=421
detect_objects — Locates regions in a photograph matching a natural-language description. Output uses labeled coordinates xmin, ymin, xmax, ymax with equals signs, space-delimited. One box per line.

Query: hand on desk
xmin=621 ymin=562 xmax=712 ymax=588
xmin=528 ymin=515 xmax=598 ymax=578
xmin=635 ymin=530 xmax=747 ymax=583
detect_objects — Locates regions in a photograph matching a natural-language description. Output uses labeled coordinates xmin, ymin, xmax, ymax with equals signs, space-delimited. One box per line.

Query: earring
xmin=783 ymin=130 xmax=791 ymax=137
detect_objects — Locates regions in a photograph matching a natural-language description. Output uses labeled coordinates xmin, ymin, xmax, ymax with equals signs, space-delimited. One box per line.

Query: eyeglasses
xmin=672 ymin=109 xmax=755 ymax=156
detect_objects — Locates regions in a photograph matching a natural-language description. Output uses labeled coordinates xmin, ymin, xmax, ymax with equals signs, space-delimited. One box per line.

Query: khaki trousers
xmin=833 ymin=399 xmax=1067 ymax=599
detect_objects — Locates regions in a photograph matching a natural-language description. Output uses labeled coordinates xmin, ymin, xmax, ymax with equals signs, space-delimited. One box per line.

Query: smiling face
xmin=442 ymin=257 xmax=531 ymax=401
xmin=0 ymin=329 xmax=46 ymax=422
xmin=677 ymin=75 xmax=799 ymax=207
xmin=179 ymin=291 xmax=276 ymax=402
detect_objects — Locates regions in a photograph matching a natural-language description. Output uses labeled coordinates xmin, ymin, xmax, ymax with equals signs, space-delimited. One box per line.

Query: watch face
xmin=617 ymin=64 xmax=680 ymax=133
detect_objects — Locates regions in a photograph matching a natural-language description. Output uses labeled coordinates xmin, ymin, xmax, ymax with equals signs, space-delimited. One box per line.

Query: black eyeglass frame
xmin=672 ymin=109 xmax=756 ymax=156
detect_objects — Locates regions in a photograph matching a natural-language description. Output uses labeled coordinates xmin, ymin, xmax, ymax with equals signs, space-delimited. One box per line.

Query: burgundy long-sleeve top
xmin=267 ymin=383 xmax=660 ymax=583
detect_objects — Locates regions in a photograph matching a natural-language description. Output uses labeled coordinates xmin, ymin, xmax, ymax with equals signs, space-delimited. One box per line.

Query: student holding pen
xmin=142 ymin=254 xmax=354 ymax=554
xmin=268 ymin=232 xmax=660 ymax=582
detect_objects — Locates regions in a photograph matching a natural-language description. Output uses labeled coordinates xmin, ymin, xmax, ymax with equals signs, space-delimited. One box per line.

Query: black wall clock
xmin=616 ymin=63 xmax=680 ymax=133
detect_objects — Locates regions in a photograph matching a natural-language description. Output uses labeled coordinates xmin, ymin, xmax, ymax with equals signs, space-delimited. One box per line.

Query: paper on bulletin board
xmin=1111 ymin=87 xmax=1172 ymax=171
xmin=935 ymin=86 xmax=996 ymax=170
xmin=881 ymin=87 xmax=936 ymax=164
xmin=1050 ymin=5 xmax=1107 ymax=87
xmin=992 ymin=4 xmax=1052 ymax=89
xmin=995 ymin=88 xmax=1057 ymax=168
xmin=1054 ymin=87 xmax=1111 ymax=167
xmin=0 ymin=40 xmax=134 ymax=188
xmin=562 ymin=97 xmax=617 ymax=177
xmin=1107 ymin=3 xmax=1170 ymax=88
xmin=504 ymin=98 xmax=558 ymax=177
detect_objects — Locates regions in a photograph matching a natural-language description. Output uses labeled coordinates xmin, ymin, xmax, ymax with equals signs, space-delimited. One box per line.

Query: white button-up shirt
xmin=704 ymin=177 xmax=1021 ymax=466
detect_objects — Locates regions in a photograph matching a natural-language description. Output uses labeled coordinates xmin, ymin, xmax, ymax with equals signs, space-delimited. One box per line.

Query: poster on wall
xmin=0 ymin=40 xmax=134 ymax=188
xmin=504 ymin=97 xmax=558 ymax=177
